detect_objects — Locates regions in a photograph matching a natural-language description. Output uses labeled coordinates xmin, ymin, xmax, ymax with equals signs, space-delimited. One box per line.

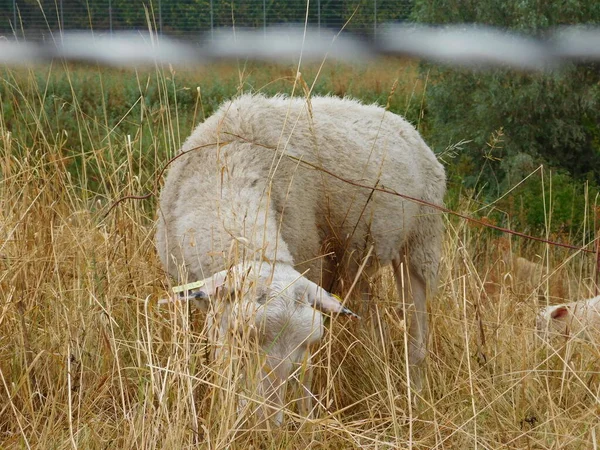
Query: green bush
xmin=412 ymin=0 xmax=600 ymax=235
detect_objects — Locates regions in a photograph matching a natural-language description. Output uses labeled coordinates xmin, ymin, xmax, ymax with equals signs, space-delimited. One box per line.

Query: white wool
xmin=156 ymin=94 xmax=446 ymax=423
xmin=537 ymin=295 xmax=600 ymax=341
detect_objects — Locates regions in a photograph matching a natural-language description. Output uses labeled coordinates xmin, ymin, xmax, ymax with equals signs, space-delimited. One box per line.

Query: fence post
xmin=210 ymin=0 xmax=214 ymax=40
xmin=158 ymin=0 xmax=163 ymax=35
xmin=373 ymin=0 xmax=377 ymax=38
xmin=109 ymin=0 xmax=113 ymax=35
xmin=263 ymin=0 xmax=266 ymax=37
xmin=317 ymin=0 xmax=321 ymax=33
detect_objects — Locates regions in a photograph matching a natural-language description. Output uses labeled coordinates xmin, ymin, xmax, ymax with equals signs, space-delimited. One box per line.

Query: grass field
xmin=1 ymin=59 xmax=599 ymax=449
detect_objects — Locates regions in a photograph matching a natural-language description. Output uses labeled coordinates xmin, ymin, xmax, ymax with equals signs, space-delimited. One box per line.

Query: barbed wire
xmin=3 ymin=21 xmax=600 ymax=275
xmin=2 ymin=24 xmax=600 ymax=70
xmin=104 ymin=135 xmax=600 ymax=262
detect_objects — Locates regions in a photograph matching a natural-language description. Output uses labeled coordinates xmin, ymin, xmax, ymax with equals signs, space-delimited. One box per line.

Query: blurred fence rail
xmin=2 ymin=1 xmax=600 ymax=70
xmin=1 ymin=24 xmax=600 ymax=71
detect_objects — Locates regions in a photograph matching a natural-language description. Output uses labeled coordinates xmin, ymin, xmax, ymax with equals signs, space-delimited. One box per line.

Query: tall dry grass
xmin=1 ymin=60 xmax=599 ymax=449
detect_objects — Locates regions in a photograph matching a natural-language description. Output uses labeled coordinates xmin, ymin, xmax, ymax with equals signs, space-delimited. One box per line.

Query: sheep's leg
xmin=407 ymin=271 xmax=427 ymax=392
xmin=295 ymin=354 xmax=314 ymax=419
xmin=256 ymin=371 xmax=286 ymax=426
xmin=392 ymin=256 xmax=410 ymax=320
xmin=392 ymin=254 xmax=427 ymax=392
xmin=256 ymin=355 xmax=295 ymax=426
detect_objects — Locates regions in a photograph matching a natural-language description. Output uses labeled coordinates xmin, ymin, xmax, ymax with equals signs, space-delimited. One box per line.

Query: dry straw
xmin=1 ymin=57 xmax=599 ymax=449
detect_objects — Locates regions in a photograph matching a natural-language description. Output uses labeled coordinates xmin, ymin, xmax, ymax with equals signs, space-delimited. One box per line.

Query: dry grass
xmin=1 ymin=60 xmax=599 ymax=449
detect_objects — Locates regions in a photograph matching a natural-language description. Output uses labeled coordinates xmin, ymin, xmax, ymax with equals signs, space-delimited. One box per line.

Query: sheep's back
xmin=157 ymin=94 xmax=445 ymax=282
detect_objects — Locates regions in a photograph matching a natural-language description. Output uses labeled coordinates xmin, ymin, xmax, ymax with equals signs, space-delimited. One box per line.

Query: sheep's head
xmin=181 ymin=263 xmax=357 ymax=424
xmin=536 ymin=304 xmax=570 ymax=342
xmin=536 ymin=299 xmax=600 ymax=344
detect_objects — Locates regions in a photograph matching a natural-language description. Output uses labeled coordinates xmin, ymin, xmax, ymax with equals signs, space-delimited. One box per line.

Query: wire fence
xmin=2 ymin=2 xmax=600 ymax=268
xmin=1 ymin=1 xmax=600 ymax=71
xmin=1 ymin=0 xmax=413 ymax=40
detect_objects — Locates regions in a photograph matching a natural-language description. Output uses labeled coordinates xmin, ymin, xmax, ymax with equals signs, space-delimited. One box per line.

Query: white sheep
xmin=537 ymin=295 xmax=600 ymax=342
xmin=155 ymin=94 xmax=446 ymax=424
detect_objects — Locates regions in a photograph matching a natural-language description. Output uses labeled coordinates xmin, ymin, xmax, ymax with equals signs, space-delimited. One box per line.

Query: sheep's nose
xmin=190 ymin=290 xmax=209 ymax=300
xmin=340 ymin=305 xmax=360 ymax=319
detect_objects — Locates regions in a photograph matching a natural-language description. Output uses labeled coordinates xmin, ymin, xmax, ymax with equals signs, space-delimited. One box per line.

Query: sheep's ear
xmin=193 ymin=265 xmax=255 ymax=299
xmin=303 ymin=281 xmax=359 ymax=318
xmin=179 ymin=269 xmax=235 ymax=311
xmin=160 ymin=268 xmax=248 ymax=310
xmin=195 ymin=270 xmax=229 ymax=297
xmin=551 ymin=306 xmax=569 ymax=320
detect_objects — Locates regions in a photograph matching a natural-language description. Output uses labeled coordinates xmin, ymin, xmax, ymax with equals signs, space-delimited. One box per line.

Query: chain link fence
xmin=0 ymin=0 xmax=414 ymax=40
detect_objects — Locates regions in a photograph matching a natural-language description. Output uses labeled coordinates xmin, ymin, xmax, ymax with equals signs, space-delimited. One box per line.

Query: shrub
xmin=412 ymin=0 xmax=600 ymax=235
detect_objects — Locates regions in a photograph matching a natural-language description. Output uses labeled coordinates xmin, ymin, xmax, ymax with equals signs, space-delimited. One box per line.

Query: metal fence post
xmin=317 ymin=0 xmax=321 ymax=33
xmin=373 ymin=0 xmax=377 ymax=38
xmin=263 ymin=0 xmax=266 ymax=37
xmin=109 ymin=0 xmax=113 ymax=35
xmin=158 ymin=0 xmax=163 ymax=35
xmin=210 ymin=0 xmax=214 ymax=40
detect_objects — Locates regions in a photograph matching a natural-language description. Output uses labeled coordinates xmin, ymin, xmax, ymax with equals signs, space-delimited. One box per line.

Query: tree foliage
xmin=413 ymin=0 xmax=600 ymax=198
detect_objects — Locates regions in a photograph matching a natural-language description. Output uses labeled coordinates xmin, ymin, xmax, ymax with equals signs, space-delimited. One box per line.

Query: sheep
xmin=537 ymin=295 xmax=600 ymax=342
xmin=155 ymin=94 xmax=446 ymax=424
xmin=511 ymin=256 xmax=546 ymax=295
xmin=491 ymin=237 xmax=547 ymax=297
xmin=483 ymin=237 xmax=570 ymax=300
